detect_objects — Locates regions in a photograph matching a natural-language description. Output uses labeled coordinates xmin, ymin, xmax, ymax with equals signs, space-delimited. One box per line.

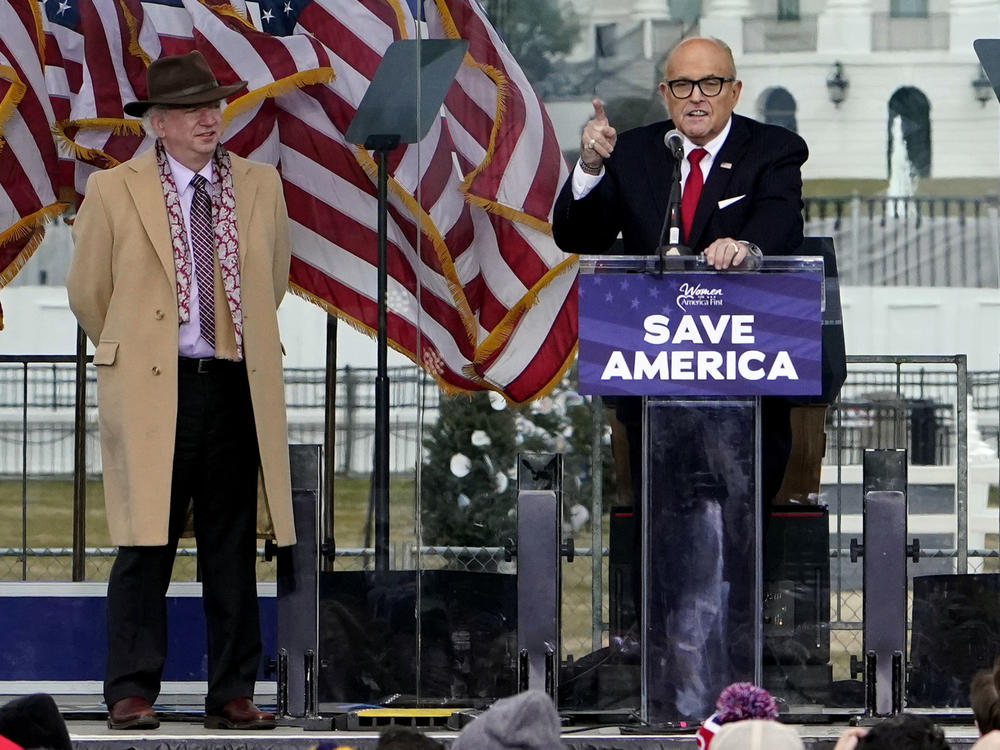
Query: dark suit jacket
xmin=552 ymin=113 xmax=808 ymax=256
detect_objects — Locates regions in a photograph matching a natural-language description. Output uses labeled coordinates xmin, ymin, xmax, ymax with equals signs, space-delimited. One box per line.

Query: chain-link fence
xmin=3 ymin=354 xmax=999 ymax=696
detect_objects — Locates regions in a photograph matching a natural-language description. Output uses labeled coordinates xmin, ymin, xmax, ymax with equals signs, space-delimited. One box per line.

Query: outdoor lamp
xmin=973 ymin=67 xmax=993 ymax=107
xmin=826 ymin=61 xmax=848 ymax=107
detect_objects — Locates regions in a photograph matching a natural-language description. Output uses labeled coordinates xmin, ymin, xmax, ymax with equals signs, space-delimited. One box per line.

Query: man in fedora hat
xmin=68 ymin=50 xmax=295 ymax=731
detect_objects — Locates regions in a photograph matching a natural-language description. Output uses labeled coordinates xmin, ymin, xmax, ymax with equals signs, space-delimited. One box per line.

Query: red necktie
xmin=189 ymin=174 xmax=216 ymax=347
xmin=681 ymin=148 xmax=708 ymax=243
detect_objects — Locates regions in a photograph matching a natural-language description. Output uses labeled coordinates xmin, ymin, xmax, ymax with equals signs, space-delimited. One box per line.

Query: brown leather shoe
xmin=204 ymin=697 xmax=276 ymax=730
xmin=107 ymin=696 xmax=159 ymax=730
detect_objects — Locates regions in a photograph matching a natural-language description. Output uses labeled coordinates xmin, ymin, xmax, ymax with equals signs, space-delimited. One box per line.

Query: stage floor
xmin=53 ymin=708 xmax=985 ymax=750
xmin=61 ymin=719 xmax=983 ymax=750
xmin=12 ymin=695 xmax=983 ymax=749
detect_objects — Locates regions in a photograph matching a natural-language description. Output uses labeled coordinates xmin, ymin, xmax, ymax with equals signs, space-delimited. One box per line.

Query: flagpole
xmin=368 ymin=135 xmax=399 ymax=573
xmin=346 ymin=39 xmax=467 ymax=573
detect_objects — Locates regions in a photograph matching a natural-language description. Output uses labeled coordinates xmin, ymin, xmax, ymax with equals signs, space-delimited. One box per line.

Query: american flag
xmin=37 ymin=0 xmax=577 ymax=401
xmin=0 ymin=0 xmax=67 ymax=328
xmin=43 ymin=0 xmax=159 ymax=199
xmin=261 ymin=0 xmax=578 ymax=401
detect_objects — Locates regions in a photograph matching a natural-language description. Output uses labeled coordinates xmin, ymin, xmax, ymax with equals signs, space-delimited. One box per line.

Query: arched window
xmin=760 ymin=87 xmax=797 ymax=133
xmin=887 ymin=87 xmax=931 ymax=178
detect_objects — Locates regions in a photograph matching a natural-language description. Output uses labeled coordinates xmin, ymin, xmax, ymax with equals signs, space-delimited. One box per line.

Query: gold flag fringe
xmin=473 ymin=254 xmax=577 ymax=366
xmin=288 ymin=281 xmax=486 ymax=396
xmin=0 ymin=203 xmax=70 ymax=288
xmin=462 ymin=337 xmax=578 ymax=406
xmin=118 ymin=0 xmax=151 ymax=66
xmin=433 ymin=0 xmax=563 ymax=235
xmin=28 ymin=0 xmax=46 ymax=65
xmin=0 ymin=66 xmax=27 ymax=151
xmin=386 ymin=0 xmax=412 ymax=37
xmin=460 ymin=256 xmax=579 ymax=404
xmin=52 ymin=118 xmax=144 ymax=166
xmin=212 ymin=2 xmax=254 ymax=27
xmin=353 ymin=146 xmax=479 ymax=346
xmin=222 ymin=69 xmax=335 ymax=127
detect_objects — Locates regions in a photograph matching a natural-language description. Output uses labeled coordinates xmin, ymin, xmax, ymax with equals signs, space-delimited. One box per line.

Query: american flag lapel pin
xmin=720 ymin=162 xmax=733 ymax=169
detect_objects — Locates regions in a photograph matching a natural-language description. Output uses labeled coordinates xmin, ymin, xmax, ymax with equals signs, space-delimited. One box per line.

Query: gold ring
xmin=587 ymin=139 xmax=596 ymax=149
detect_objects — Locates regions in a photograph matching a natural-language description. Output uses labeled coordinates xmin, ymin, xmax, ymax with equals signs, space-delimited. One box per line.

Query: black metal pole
xmin=72 ymin=326 xmax=88 ymax=581
xmin=276 ymin=648 xmax=289 ymax=718
xmin=322 ymin=316 xmax=337 ymax=571
xmin=20 ymin=362 xmax=27 ymax=581
xmin=368 ymin=136 xmax=399 ymax=572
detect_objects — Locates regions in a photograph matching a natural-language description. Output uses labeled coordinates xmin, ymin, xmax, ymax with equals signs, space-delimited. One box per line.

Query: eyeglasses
xmin=662 ymin=76 xmax=735 ymax=99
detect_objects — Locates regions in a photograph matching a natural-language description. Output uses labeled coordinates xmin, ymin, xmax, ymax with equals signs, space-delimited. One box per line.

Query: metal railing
xmin=803 ymin=194 xmax=1000 ymax=288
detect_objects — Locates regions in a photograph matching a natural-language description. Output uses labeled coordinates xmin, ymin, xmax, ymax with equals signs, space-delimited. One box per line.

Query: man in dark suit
xmin=553 ymin=35 xmax=808 ymax=505
xmin=554 ymin=35 xmax=806 ymax=269
xmin=555 ymin=43 xmax=808 ymax=699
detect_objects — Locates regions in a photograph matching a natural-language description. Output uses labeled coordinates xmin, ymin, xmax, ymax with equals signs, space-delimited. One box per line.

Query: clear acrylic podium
xmin=578 ymin=254 xmax=824 ymax=726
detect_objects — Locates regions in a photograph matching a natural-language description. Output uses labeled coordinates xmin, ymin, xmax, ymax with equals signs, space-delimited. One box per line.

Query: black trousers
xmin=104 ymin=358 xmax=261 ymax=714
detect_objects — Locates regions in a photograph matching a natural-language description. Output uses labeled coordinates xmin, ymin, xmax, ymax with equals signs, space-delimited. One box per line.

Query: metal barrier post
xmin=589 ymin=398 xmax=604 ymax=654
xmin=956 ymin=355 xmax=969 ymax=573
xmin=516 ymin=454 xmax=563 ymax=700
xmin=856 ymin=449 xmax=910 ymax=716
xmin=277 ymin=444 xmax=322 ymax=721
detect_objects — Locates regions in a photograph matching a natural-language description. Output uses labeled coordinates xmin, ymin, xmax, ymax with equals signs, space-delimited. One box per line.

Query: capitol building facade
xmin=541 ymin=0 xmax=1000 ymax=183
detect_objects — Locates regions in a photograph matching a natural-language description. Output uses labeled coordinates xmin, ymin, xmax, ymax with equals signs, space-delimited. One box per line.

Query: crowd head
xmin=712 ymin=718 xmax=804 ymax=750
xmin=0 ymin=694 xmax=72 ymax=750
xmin=452 ymin=690 xmax=562 ymax=750
xmin=972 ymin=658 xmax=1000 ymax=735
xmin=697 ymin=682 xmax=780 ymax=749
xmin=856 ymin=714 xmax=950 ymax=750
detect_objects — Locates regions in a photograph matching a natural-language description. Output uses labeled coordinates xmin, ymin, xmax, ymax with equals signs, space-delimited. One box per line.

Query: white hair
xmin=141 ymin=105 xmax=168 ymax=137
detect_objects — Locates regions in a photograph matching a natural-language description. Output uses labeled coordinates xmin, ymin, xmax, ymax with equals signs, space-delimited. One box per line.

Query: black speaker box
xmin=763 ymin=505 xmax=831 ymax=666
xmin=608 ymin=505 xmax=637 ymax=637
xmin=908 ymin=573 xmax=1000 ymax=707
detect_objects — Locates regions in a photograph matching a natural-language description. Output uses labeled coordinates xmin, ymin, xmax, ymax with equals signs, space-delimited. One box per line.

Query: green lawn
xmin=0 ymin=475 xmax=604 ymax=656
xmin=0 ymin=479 xmax=111 ymax=549
xmin=4 ymin=478 xmax=886 ymax=676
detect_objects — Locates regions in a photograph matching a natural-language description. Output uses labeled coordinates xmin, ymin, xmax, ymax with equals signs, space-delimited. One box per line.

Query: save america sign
xmin=577 ymin=271 xmax=822 ymax=397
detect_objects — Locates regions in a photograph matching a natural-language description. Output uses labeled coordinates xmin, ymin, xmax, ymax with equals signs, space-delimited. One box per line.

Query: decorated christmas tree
xmin=419 ymin=372 xmax=614 ymax=549
xmin=420 ymin=391 xmax=522 ymax=548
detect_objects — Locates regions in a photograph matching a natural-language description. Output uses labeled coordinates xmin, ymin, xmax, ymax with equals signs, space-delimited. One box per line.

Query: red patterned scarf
xmin=156 ymin=141 xmax=244 ymax=359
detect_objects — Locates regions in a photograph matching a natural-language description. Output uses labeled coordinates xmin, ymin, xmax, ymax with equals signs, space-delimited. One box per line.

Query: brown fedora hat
xmin=124 ymin=50 xmax=247 ymax=117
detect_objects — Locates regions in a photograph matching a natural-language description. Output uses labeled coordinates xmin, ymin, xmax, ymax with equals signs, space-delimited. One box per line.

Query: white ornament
xmin=450 ymin=453 xmax=471 ymax=477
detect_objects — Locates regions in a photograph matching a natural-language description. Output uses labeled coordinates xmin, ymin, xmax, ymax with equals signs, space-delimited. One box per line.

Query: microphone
xmin=664 ymin=129 xmax=684 ymax=160
xmin=656 ymin=129 xmax=687 ymax=254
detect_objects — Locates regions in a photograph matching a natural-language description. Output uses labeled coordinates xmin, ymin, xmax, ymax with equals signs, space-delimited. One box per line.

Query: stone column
xmin=699 ymin=0 xmax=754 ymax=57
xmin=949 ymin=0 xmax=1000 ymax=57
xmin=817 ymin=0 xmax=872 ymax=54
xmin=633 ymin=0 xmax=670 ymax=59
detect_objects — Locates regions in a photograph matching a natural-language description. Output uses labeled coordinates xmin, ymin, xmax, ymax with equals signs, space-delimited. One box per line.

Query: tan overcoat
xmin=67 ymin=148 xmax=296 ymax=547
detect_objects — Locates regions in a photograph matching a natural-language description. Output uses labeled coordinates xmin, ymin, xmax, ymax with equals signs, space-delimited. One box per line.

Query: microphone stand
xmin=654 ymin=150 xmax=688 ymax=273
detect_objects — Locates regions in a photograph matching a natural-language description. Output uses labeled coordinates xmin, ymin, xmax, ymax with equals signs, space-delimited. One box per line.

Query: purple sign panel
xmin=578 ymin=272 xmax=823 ymax=396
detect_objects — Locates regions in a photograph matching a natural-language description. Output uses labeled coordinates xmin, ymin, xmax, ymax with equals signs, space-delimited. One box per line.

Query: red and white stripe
xmin=0 ymin=0 xmax=65 ymax=318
